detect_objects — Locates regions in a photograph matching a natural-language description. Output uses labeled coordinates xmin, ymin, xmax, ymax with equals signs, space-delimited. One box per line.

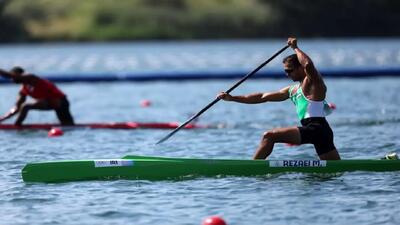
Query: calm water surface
xmin=1 ymin=39 xmax=400 ymax=77
xmin=0 ymin=78 xmax=400 ymax=225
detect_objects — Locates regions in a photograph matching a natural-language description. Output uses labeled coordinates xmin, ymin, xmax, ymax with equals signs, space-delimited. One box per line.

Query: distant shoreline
xmin=1 ymin=0 xmax=399 ymax=43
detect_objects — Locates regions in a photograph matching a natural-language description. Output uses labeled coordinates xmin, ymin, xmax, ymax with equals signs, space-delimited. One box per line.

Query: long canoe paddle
xmin=156 ymin=45 xmax=289 ymax=144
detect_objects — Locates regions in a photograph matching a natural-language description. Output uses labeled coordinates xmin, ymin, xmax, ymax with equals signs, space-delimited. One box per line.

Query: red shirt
xmin=20 ymin=79 xmax=65 ymax=100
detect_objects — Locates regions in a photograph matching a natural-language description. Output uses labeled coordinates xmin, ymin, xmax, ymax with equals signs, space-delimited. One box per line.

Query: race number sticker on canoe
xmin=94 ymin=159 xmax=134 ymax=168
xmin=269 ymin=160 xmax=326 ymax=167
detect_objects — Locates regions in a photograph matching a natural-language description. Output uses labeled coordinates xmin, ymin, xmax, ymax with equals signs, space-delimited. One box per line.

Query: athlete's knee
xmin=262 ymin=130 xmax=277 ymax=142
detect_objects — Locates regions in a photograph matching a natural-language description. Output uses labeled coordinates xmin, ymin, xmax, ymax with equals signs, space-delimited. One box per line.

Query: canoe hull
xmin=0 ymin=122 xmax=207 ymax=130
xmin=22 ymin=155 xmax=400 ymax=183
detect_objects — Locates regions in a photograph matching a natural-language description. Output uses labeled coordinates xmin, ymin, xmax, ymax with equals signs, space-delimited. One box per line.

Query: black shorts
xmin=298 ymin=117 xmax=336 ymax=156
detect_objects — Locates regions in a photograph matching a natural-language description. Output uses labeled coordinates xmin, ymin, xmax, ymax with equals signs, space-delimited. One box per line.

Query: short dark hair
xmin=282 ymin=54 xmax=301 ymax=68
xmin=11 ymin=66 xmax=24 ymax=74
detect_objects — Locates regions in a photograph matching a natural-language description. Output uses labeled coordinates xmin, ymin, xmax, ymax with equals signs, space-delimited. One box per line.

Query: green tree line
xmin=0 ymin=0 xmax=399 ymax=42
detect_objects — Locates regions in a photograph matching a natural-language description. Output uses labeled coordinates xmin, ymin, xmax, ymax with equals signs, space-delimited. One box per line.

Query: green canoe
xmin=21 ymin=155 xmax=400 ymax=183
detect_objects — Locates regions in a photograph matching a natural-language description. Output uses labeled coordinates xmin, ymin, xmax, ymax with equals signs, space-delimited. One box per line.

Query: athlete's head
xmin=9 ymin=66 xmax=25 ymax=83
xmin=282 ymin=54 xmax=303 ymax=81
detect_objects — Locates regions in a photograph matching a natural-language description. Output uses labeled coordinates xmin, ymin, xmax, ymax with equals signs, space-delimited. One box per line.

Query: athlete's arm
xmin=0 ymin=92 xmax=27 ymax=122
xmin=217 ymin=86 xmax=290 ymax=104
xmin=288 ymin=38 xmax=320 ymax=81
xmin=0 ymin=69 xmax=13 ymax=79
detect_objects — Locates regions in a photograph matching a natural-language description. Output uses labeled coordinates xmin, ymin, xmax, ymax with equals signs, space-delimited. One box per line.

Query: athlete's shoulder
xmin=27 ymin=74 xmax=42 ymax=84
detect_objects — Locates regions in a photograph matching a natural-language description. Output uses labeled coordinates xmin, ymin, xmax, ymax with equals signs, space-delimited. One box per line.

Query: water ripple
xmin=0 ymin=78 xmax=399 ymax=225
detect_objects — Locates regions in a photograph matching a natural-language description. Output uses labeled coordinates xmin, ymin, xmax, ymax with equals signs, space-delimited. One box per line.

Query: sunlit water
xmin=1 ymin=39 xmax=400 ymax=78
xmin=0 ymin=78 xmax=400 ymax=225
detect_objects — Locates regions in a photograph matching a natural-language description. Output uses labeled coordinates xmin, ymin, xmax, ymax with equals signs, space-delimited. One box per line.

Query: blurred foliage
xmin=0 ymin=0 xmax=28 ymax=42
xmin=0 ymin=0 xmax=399 ymax=42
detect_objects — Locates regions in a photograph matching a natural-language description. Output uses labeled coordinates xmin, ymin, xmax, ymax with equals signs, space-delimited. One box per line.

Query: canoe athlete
xmin=217 ymin=38 xmax=341 ymax=160
xmin=0 ymin=66 xmax=75 ymax=125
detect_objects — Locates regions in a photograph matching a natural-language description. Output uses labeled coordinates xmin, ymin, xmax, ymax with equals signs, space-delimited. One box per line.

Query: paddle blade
xmin=156 ymin=132 xmax=174 ymax=144
xmin=156 ymin=98 xmax=220 ymax=144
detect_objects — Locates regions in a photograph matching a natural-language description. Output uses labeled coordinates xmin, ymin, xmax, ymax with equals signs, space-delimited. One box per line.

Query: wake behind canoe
xmin=22 ymin=155 xmax=400 ymax=183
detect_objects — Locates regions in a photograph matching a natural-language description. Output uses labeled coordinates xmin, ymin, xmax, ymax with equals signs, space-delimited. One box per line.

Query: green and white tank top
xmin=289 ymin=84 xmax=333 ymax=120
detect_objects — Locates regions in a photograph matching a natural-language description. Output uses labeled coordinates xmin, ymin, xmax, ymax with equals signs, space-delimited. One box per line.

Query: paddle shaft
xmin=156 ymin=45 xmax=289 ymax=144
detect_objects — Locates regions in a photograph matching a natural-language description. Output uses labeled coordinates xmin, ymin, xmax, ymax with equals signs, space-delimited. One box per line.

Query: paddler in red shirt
xmin=0 ymin=66 xmax=75 ymax=125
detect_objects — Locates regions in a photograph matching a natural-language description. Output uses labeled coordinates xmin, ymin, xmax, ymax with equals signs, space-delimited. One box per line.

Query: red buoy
xmin=328 ymin=103 xmax=336 ymax=110
xmin=48 ymin=128 xmax=64 ymax=137
xmin=140 ymin=99 xmax=151 ymax=107
xmin=202 ymin=216 xmax=227 ymax=225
